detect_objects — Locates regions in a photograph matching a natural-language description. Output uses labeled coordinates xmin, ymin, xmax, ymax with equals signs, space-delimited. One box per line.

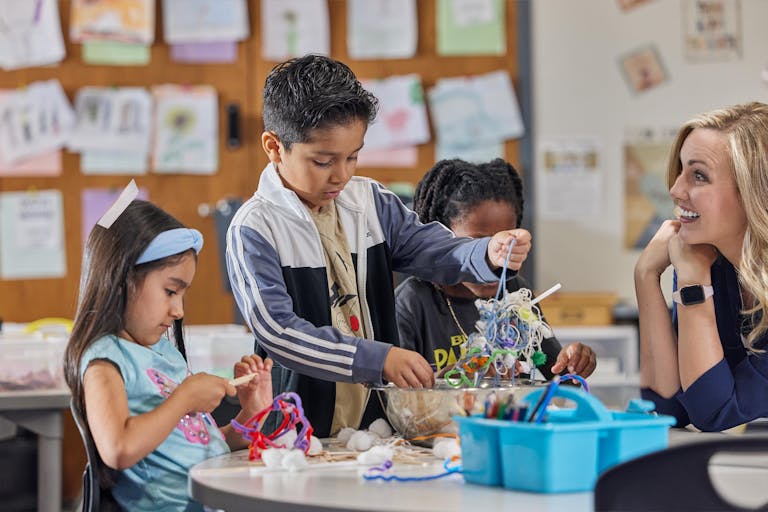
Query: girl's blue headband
xmin=136 ymin=228 xmax=204 ymax=265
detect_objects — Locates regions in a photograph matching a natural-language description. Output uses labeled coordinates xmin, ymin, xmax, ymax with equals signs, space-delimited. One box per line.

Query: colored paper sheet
xmin=170 ymin=41 xmax=237 ymax=63
xmin=436 ymin=0 xmax=506 ymax=56
xmin=80 ymin=151 xmax=148 ymax=175
xmin=0 ymin=151 xmax=61 ymax=177
xmin=81 ymin=187 xmax=148 ymax=244
xmin=82 ymin=41 xmax=150 ymax=65
xmin=357 ymin=146 xmax=418 ymax=168
xmin=435 ymin=141 xmax=504 ymax=163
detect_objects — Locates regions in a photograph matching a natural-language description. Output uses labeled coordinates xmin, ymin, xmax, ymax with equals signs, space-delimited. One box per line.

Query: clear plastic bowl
xmin=373 ymin=378 xmax=545 ymax=439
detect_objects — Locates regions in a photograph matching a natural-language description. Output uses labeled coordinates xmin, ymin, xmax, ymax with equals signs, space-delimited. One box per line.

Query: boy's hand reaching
xmin=233 ymin=355 xmax=274 ymax=418
xmin=550 ymin=342 xmax=597 ymax=378
xmin=487 ymin=229 xmax=531 ymax=270
xmin=383 ymin=347 xmax=435 ymax=388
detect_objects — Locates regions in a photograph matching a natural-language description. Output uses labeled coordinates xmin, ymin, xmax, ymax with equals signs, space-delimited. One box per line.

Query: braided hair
xmin=412 ymin=158 xmax=524 ymax=228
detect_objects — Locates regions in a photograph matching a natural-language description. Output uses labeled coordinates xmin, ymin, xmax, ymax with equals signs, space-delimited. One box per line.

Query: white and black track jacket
xmin=226 ymin=164 xmax=499 ymax=436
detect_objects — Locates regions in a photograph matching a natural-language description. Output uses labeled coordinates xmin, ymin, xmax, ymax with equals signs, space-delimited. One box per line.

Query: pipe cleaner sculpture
xmin=443 ymin=239 xmax=561 ymax=388
xmin=230 ymin=391 xmax=314 ymax=461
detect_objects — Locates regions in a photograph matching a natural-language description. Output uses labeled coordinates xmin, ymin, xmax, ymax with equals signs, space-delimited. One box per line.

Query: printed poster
xmin=0 ymin=189 xmax=66 ymax=279
xmin=624 ymin=127 xmax=678 ymax=249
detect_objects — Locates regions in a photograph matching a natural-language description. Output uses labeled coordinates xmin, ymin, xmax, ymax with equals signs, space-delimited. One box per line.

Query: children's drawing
xmin=260 ymin=0 xmax=329 ymax=61
xmin=151 ymin=85 xmax=218 ymax=175
xmin=68 ymin=87 xmax=152 ymax=154
xmin=347 ymin=0 xmax=417 ymax=59
xmin=70 ymin=0 xmax=155 ymax=44
xmin=361 ymin=74 xmax=430 ymax=150
xmin=0 ymin=0 xmax=65 ymax=70
xmin=0 ymin=80 xmax=75 ymax=164
xmin=428 ymin=70 xmax=524 ymax=149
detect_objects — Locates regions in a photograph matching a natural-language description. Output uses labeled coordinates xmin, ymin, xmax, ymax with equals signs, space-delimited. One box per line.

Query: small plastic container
xmin=0 ymin=336 xmax=67 ymax=391
xmin=184 ymin=326 xmax=254 ymax=379
xmin=456 ymin=386 xmax=675 ymax=493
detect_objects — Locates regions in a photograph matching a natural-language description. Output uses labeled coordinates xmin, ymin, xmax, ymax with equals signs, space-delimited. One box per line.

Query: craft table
xmin=0 ymin=389 xmax=70 ymax=512
xmin=189 ymin=429 xmax=768 ymax=512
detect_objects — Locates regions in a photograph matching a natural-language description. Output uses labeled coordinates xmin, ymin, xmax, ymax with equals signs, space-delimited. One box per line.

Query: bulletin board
xmin=0 ymin=0 xmax=523 ymax=326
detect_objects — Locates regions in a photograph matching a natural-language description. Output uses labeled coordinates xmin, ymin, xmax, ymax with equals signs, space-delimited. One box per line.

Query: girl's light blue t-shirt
xmin=80 ymin=334 xmax=230 ymax=512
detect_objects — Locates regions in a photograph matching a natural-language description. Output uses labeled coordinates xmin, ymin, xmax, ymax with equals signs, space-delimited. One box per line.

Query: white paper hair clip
xmin=97 ymin=179 xmax=139 ymax=229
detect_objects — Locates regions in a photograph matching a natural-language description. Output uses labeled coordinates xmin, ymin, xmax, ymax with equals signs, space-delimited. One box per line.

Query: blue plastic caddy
xmin=455 ymin=386 xmax=675 ymax=493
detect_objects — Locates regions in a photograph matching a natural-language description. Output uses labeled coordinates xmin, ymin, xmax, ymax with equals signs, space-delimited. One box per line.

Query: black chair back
xmin=69 ymin=400 xmax=122 ymax=512
xmin=594 ymin=435 xmax=768 ymax=511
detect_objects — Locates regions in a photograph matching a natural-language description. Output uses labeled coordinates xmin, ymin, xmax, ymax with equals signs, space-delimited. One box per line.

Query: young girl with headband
xmin=64 ymin=183 xmax=273 ymax=511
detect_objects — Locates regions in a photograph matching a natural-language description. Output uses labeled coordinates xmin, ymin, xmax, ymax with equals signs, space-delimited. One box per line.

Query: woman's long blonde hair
xmin=667 ymin=102 xmax=768 ymax=349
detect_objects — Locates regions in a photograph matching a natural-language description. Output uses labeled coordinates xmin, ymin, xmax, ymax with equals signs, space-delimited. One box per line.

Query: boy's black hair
xmin=262 ymin=54 xmax=379 ymax=149
xmin=413 ymin=158 xmax=524 ymax=228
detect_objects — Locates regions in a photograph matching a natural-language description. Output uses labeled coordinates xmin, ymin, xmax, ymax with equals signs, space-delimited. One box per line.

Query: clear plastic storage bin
xmin=0 ymin=337 xmax=67 ymax=391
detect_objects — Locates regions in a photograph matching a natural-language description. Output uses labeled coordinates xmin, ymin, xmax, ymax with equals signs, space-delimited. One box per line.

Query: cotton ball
xmin=281 ymin=449 xmax=309 ymax=472
xmin=356 ymin=445 xmax=394 ymax=466
xmin=432 ymin=438 xmax=461 ymax=460
xmin=261 ymin=448 xmax=286 ymax=469
xmin=346 ymin=430 xmax=373 ymax=451
xmin=308 ymin=435 xmax=323 ymax=455
xmin=275 ymin=428 xmax=298 ymax=449
xmin=336 ymin=427 xmax=356 ymax=444
xmin=367 ymin=418 xmax=392 ymax=439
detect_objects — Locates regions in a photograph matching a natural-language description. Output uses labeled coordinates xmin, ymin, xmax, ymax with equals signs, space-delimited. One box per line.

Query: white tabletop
xmin=190 ymin=430 xmax=768 ymax=512
xmin=190 ymin=447 xmax=593 ymax=512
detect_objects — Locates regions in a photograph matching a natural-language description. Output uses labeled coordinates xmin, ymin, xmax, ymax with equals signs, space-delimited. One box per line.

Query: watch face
xmin=680 ymin=285 xmax=705 ymax=305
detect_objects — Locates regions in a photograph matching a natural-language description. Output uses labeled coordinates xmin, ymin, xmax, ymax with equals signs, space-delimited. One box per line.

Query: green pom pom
xmin=532 ymin=351 xmax=547 ymax=367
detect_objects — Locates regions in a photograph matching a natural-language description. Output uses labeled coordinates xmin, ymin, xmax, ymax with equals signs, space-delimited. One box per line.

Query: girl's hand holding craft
xmin=233 ymin=355 xmax=274 ymax=417
xmin=487 ymin=229 xmax=531 ymax=270
xmin=174 ymin=373 xmax=235 ymax=413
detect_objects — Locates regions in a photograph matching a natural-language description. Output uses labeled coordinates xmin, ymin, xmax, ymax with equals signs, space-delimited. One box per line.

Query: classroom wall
xmin=0 ymin=0 xmax=523 ymax=325
xmin=532 ymin=0 xmax=768 ymax=305
xmin=0 ymin=1 xmax=525 ymax=502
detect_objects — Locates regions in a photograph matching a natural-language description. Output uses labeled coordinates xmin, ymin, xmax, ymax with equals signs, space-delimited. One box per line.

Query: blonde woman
xmin=635 ymin=102 xmax=768 ymax=431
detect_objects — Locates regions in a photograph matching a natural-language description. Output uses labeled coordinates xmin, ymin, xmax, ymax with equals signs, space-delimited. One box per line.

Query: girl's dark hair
xmin=412 ymin=158 xmax=524 ymax=228
xmin=64 ymin=200 xmax=194 ymax=484
xmin=262 ymin=54 xmax=379 ymax=149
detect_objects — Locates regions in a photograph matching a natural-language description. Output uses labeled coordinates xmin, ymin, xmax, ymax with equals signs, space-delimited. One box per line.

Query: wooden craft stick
xmin=230 ymin=372 xmax=258 ymax=387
